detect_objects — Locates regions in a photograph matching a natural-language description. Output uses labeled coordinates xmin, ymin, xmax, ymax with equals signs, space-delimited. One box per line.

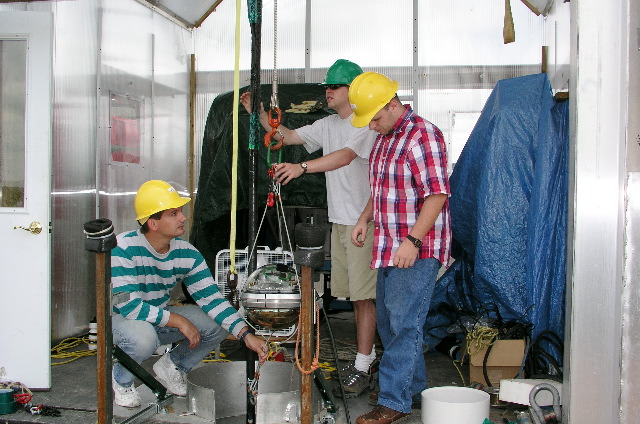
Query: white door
xmin=0 ymin=12 xmax=53 ymax=389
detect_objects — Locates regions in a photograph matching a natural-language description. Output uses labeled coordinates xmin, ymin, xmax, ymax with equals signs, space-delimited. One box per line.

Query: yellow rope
xmin=228 ymin=0 xmax=242 ymax=275
xmin=452 ymin=326 xmax=500 ymax=385
xmin=465 ymin=326 xmax=499 ymax=357
xmin=50 ymin=337 xmax=96 ymax=365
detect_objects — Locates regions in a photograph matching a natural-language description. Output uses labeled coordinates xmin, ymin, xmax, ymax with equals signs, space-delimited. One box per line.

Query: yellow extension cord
xmin=50 ymin=337 xmax=96 ymax=365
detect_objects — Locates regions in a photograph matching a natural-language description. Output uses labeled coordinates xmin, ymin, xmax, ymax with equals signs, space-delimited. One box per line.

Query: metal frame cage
xmin=215 ymin=247 xmax=297 ymax=337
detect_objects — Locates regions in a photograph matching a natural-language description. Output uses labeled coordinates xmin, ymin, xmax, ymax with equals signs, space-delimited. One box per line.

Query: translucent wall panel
xmin=196 ymin=0 xmax=306 ymax=78
xmin=99 ymin=0 xmax=192 ymax=236
xmin=309 ymin=0 xmax=413 ymax=80
xmin=49 ymin=0 xmax=99 ymax=340
xmin=194 ymin=0 xmax=544 ymax=182
xmin=417 ymin=0 xmax=544 ymax=169
xmin=419 ymin=0 xmax=544 ymax=66
xmin=417 ymin=89 xmax=493 ymax=174
xmin=195 ymin=0 xmax=306 ymax=185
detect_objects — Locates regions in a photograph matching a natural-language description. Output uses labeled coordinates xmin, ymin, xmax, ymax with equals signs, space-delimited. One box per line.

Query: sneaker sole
xmin=335 ymin=377 xmax=376 ymax=399
xmin=114 ymin=400 xmax=141 ymax=408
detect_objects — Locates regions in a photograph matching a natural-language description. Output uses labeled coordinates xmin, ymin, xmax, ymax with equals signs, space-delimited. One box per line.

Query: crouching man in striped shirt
xmin=110 ymin=180 xmax=268 ymax=408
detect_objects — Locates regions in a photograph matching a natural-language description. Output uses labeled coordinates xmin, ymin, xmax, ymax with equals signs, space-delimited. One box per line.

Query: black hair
xmin=139 ymin=210 xmax=164 ymax=234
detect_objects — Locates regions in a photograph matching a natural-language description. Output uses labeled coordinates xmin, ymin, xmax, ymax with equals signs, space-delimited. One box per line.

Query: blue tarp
xmin=425 ymin=74 xmax=568 ymax=350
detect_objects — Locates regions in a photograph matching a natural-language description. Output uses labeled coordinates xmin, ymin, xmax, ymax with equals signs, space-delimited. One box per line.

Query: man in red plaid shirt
xmin=348 ymin=72 xmax=452 ymax=424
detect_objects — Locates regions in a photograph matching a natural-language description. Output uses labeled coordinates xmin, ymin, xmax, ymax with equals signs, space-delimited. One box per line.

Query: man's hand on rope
xmin=273 ymin=162 xmax=306 ymax=185
xmin=240 ymin=91 xmax=265 ymax=114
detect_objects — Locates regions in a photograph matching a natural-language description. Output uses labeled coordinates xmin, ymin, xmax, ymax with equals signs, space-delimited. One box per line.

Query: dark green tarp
xmin=191 ymin=83 xmax=332 ymax=269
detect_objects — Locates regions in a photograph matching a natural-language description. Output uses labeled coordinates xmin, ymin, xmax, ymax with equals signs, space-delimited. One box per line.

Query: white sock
xmin=354 ymin=345 xmax=376 ymax=373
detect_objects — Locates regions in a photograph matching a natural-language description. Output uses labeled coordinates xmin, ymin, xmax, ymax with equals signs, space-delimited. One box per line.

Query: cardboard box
xmin=467 ymin=339 xmax=526 ymax=387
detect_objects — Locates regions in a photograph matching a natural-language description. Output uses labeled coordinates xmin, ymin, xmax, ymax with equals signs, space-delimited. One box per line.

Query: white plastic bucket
xmin=421 ymin=386 xmax=490 ymax=424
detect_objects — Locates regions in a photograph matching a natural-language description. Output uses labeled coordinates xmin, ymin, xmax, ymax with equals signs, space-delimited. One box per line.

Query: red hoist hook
xmin=264 ymin=107 xmax=283 ymax=151
xmin=266 ymin=164 xmax=279 ymax=207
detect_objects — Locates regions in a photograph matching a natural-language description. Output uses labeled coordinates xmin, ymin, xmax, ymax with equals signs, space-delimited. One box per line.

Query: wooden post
xmin=84 ymin=219 xmax=117 ymax=424
xmin=95 ymin=251 xmax=114 ymax=424
xmin=300 ymin=265 xmax=313 ymax=424
xmin=294 ymin=224 xmax=326 ymax=424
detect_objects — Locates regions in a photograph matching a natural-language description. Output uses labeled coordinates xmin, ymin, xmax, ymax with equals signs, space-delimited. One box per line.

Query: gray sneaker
xmin=332 ymin=361 xmax=354 ymax=380
xmin=334 ymin=363 xmax=376 ymax=398
xmin=333 ymin=358 xmax=379 ymax=381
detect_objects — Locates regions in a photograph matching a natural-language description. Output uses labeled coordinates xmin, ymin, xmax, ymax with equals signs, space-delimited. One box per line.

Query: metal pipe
xmin=247 ymin=1 xmax=263 ymax=422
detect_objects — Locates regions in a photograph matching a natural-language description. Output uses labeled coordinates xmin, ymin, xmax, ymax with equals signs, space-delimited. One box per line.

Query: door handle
xmin=13 ymin=221 xmax=42 ymax=235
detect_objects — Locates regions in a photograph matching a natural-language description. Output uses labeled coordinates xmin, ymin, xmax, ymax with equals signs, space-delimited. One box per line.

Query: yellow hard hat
xmin=348 ymin=72 xmax=399 ymax=128
xmin=134 ymin=180 xmax=191 ymax=224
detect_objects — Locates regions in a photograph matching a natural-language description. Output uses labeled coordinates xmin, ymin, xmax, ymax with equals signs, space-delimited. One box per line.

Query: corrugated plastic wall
xmin=194 ymin=0 xmax=544 ymax=179
xmin=0 ymin=0 xmax=545 ymax=341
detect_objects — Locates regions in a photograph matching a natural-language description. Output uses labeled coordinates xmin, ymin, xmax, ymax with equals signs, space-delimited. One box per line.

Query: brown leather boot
xmin=356 ymin=405 xmax=410 ymax=424
xmin=368 ymin=391 xmax=422 ymax=409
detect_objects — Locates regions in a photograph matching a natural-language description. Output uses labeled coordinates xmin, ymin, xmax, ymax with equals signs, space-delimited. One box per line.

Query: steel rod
xmin=247 ymin=1 xmax=262 ymax=422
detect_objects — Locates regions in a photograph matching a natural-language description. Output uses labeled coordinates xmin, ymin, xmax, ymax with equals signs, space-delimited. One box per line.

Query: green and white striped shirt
xmin=111 ymin=230 xmax=245 ymax=337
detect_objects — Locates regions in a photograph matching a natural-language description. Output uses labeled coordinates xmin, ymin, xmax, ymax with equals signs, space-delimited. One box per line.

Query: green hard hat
xmin=323 ymin=59 xmax=364 ymax=85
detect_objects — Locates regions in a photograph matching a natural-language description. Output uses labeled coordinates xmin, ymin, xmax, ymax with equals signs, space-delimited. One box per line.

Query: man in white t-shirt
xmin=240 ymin=59 xmax=378 ymax=398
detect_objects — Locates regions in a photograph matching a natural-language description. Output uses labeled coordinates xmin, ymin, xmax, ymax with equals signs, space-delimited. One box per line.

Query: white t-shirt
xmin=295 ymin=113 xmax=377 ymax=225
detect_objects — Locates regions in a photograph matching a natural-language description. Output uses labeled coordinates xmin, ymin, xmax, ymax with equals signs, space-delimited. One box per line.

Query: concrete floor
xmin=0 ymin=310 xmax=530 ymax=424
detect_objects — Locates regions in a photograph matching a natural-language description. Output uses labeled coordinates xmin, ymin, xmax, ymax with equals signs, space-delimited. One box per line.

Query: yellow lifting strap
xmin=228 ymin=0 xmax=242 ymax=277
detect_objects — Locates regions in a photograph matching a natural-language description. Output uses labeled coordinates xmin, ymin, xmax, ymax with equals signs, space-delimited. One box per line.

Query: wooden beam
xmin=188 ymin=54 xmax=196 ymax=228
xmin=196 ymin=0 xmax=225 ymax=28
xmin=134 ymin=0 xmax=193 ymax=29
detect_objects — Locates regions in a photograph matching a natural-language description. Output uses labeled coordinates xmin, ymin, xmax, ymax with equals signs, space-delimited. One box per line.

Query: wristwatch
xmin=300 ymin=162 xmax=308 ymax=174
xmin=406 ymin=234 xmax=423 ymax=248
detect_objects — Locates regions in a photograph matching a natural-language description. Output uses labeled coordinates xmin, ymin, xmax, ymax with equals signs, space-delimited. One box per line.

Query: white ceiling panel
xmin=136 ymin=0 xmax=223 ymax=28
xmin=520 ymin=0 xmax=556 ymax=16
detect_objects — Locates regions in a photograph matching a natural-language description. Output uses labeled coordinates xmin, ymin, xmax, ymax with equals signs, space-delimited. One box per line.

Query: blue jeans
xmin=112 ymin=305 xmax=229 ymax=386
xmin=376 ymin=258 xmax=440 ymax=413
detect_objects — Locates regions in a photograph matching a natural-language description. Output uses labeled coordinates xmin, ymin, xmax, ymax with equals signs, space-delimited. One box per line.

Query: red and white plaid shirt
xmin=369 ymin=106 xmax=452 ymax=268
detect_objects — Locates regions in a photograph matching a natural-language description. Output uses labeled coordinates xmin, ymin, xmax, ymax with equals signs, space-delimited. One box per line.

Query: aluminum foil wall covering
xmin=49 ymin=0 xmax=100 ymax=342
xmin=620 ymin=0 xmax=640 ymax=419
xmin=0 ymin=0 xmax=193 ymax=341
xmin=98 ymin=0 xmax=192 ymax=237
